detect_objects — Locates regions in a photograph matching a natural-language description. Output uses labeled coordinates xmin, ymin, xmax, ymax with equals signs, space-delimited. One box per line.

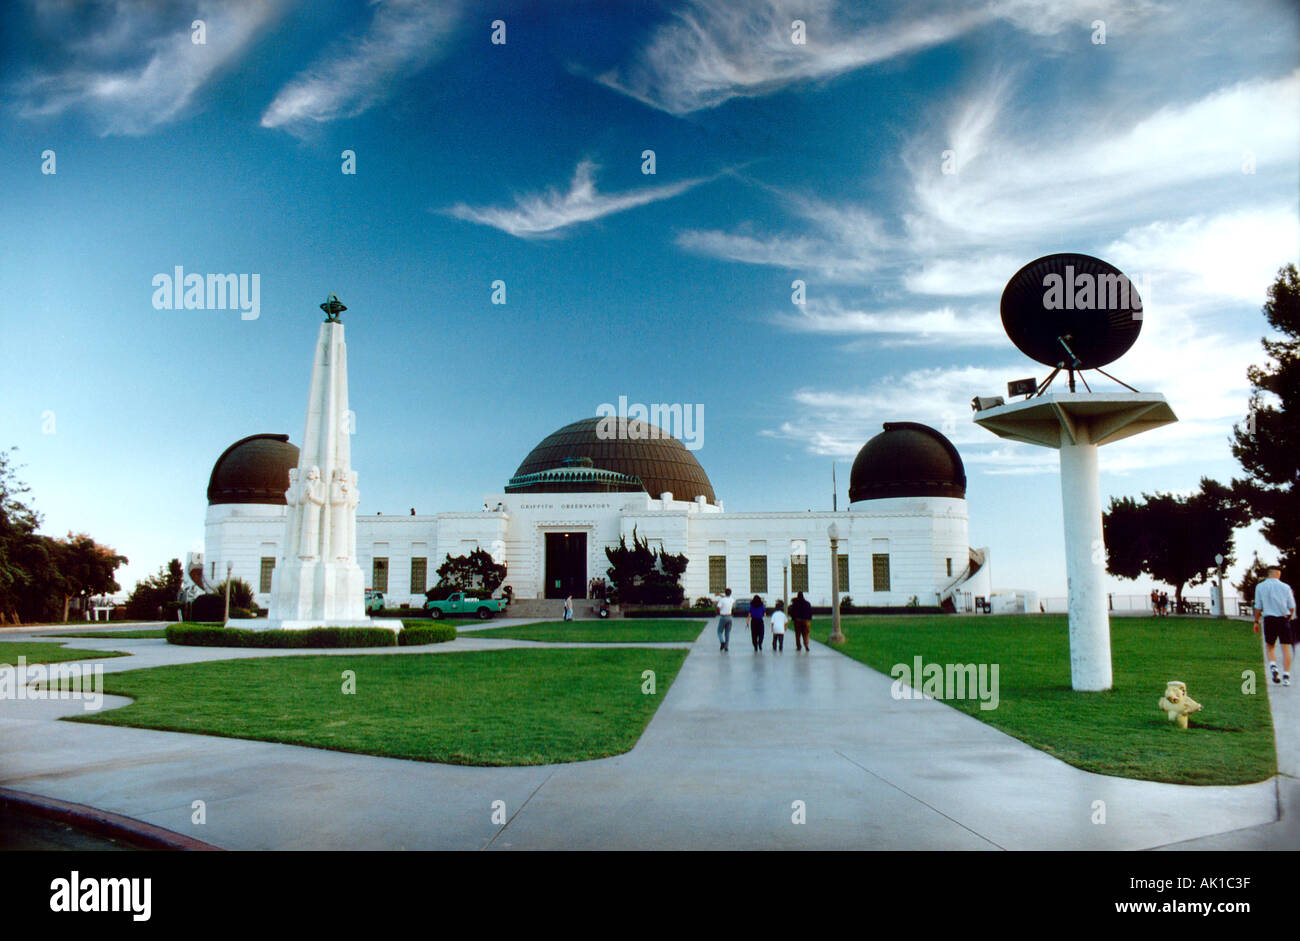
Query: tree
xmin=1231 ymin=263 xmax=1300 ymax=588
xmin=192 ymin=578 xmax=255 ymax=621
xmin=0 ymin=448 xmax=41 ymax=624
xmin=125 ymin=559 xmax=184 ymax=621
xmin=1103 ymin=477 xmax=1250 ymax=612
xmin=605 ymin=528 xmax=688 ymax=606
xmin=51 ymin=532 xmax=127 ymax=622
xmin=431 ymin=548 xmax=507 ymax=598
xmin=1234 ymin=552 xmax=1275 ymax=609
xmin=0 ymin=447 xmax=128 ymax=624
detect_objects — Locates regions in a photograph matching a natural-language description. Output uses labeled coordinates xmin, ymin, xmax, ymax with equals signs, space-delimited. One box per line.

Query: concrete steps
xmin=505 ymin=598 xmax=616 ymax=620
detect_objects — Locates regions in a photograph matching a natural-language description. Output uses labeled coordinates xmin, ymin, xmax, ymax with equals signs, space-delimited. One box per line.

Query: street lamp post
xmin=224 ymin=561 xmax=233 ymax=622
xmin=828 ymin=522 xmax=845 ymax=644
xmin=1214 ymin=553 xmax=1226 ymax=619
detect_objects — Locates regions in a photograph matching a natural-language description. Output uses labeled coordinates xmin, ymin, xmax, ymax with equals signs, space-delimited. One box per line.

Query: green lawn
xmin=398 ymin=619 xmax=477 ymax=629
xmin=71 ymin=647 xmax=688 ymax=766
xmin=820 ymin=614 xmax=1275 ymax=785
xmin=0 ymin=641 xmax=129 ymax=665
xmin=51 ymin=629 xmax=168 ymax=639
xmin=471 ymin=619 xmax=707 ymax=643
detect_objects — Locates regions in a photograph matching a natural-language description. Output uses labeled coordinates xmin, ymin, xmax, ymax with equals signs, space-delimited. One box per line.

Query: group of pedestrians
xmin=1149 ymin=589 xmax=1173 ymax=616
xmin=713 ymin=588 xmax=814 ymax=653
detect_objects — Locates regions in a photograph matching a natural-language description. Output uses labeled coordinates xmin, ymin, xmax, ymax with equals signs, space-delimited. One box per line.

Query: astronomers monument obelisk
xmin=249 ymin=294 xmax=384 ymax=630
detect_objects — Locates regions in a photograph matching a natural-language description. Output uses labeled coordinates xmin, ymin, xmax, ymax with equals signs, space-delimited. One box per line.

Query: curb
xmin=0 ymin=787 xmax=222 ymax=851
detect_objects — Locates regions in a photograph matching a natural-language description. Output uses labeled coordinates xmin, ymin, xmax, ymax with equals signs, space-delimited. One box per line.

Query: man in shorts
xmin=716 ymin=588 xmax=734 ymax=652
xmin=1253 ymin=568 xmax=1297 ymax=686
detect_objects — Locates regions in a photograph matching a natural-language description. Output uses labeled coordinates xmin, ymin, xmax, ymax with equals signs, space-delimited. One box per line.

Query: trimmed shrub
xmin=692 ymin=596 xmax=716 ymax=610
xmin=166 ymin=623 xmax=398 ymax=648
xmin=398 ymin=624 xmax=458 ymax=646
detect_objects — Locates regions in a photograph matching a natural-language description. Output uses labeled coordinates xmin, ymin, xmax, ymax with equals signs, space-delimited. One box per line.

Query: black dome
xmin=509 ymin=418 xmax=716 ymax=503
xmin=849 ymin=422 xmax=966 ymax=502
xmin=207 ymin=434 xmax=299 ymax=506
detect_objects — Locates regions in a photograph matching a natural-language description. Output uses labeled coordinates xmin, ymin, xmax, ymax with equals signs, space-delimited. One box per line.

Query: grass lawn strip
xmin=71 ymin=647 xmax=688 ymax=766
xmin=821 ymin=614 xmax=1274 ymax=786
xmin=472 ymin=619 xmax=706 ymax=644
xmin=0 ymin=641 xmax=129 ymax=665
xmin=51 ymin=629 xmax=168 ymax=639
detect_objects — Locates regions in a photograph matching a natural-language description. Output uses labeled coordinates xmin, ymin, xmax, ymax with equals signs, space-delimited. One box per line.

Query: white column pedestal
xmin=1059 ymin=438 xmax=1112 ymax=691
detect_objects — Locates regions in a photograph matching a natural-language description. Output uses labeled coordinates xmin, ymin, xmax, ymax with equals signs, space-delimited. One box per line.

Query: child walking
xmin=770 ymin=599 xmax=787 ymax=652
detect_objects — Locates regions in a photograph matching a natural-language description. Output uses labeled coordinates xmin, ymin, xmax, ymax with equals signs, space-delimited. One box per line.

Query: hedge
xmin=166 ymin=623 xmax=398 ymax=648
xmin=397 ymin=624 xmax=459 ymax=646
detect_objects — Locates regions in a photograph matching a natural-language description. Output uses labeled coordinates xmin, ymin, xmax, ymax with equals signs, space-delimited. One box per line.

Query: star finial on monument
xmin=320 ymin=293 xmax=347 ymax=322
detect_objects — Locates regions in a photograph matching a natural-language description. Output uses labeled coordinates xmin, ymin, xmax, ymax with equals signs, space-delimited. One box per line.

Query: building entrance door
xmin=544 ymin=532 xmax=587 ymax=599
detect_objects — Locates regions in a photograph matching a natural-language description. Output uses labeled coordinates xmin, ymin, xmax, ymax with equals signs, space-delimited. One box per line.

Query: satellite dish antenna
xmin=1000 ymin=253 xmax=1142 ymax=393
xmin=973 ymin=251 xmax=1177 ymax=693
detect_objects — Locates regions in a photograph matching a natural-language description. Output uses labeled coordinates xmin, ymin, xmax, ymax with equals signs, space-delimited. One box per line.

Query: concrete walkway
xmin=0 ymin=620 xmax=1288 ymax=849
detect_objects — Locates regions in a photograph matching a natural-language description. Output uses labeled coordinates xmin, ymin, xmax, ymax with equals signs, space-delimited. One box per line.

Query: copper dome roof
xmin=207 ymin=434 xmax=299 ymax=506
xmin=849 ymin=422 xmax=966 ymax=502
xmin=508 ymin=417 xmax=716 ymax=503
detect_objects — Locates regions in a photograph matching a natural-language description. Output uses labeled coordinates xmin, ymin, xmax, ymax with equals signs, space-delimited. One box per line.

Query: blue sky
xmin=1 ymin=0 xmax=1297 ymax=600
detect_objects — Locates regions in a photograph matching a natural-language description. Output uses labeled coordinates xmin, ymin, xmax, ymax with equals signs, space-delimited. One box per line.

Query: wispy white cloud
xmin=676 ymin=192 xmax=892 ymax=281
xmin=905 ymin=69 xmax=1300 ymax=248
xmin=771 ymin=297 xmax=1004 ymax=346
xmin=261 ymin=0 xmax=460 ymax=134
xmin=14 ymin=0 xmax=281 ymax=135
xmin=595 ymin=0 xmax=1164 ymax=115
xmin=445 ymin=159 xmax=710 ymax=239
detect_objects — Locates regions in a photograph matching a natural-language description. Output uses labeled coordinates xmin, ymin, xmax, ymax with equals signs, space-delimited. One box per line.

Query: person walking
xmin=1150 ymin=588 xmax=1160 ymax=617
xmin=716 ymin=588 xmax=735 ymax=651
xmin=563 ymin=595 xmax=573 ymax=622
xmin=790 ymin=591 xmax=813 ymax=651
xmin=770 ymin=599 xmax=787 ymax=652
xmin=749 ymin=595 xmax=766 ymax=652
xmin=1253 ymin=567 xmax=1297 ymax=686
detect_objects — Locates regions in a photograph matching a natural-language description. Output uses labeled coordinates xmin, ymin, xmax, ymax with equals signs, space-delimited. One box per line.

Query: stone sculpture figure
xmin=1158 ymin=680 xmax=1202 ymax=729
xmin=346 ymin=470 xmax=361 ymax=559
xmin=298 ymin=466 xmax=325 ymax=559
xmin=329 ymin=468 xmax=349 ymax=560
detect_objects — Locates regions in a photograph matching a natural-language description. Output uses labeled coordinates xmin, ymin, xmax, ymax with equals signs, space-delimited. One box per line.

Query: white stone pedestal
xmin=974 ymin=392 xmax=1177 ymax=691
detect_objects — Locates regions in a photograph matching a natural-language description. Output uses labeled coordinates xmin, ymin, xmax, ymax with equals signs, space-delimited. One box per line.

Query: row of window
xmin=256 ymin=557 xmax=427 ymax=595
xmin=256 ymin=552 xmax=942 ymax=597
xmin=709 ymin=554 xmax=888 ymax=595
xmin=370 ymin=557 xmax=428 ymax=594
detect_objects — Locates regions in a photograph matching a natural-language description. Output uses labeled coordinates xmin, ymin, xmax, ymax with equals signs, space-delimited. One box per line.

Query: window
xmin=708 ymin=555 xmax=727 ymax=594
xmin=372 ymin=557 xmax=389 ymax=593
xmin=749 ymin=555 xmax=767 ymax=593
xmin=791 ymin=559 xmax=808 ymax=593
xmin=946 ymin=557 xmax=953 ymax=578
xmin=872 ymin=554 xmax=891 ymax=592
xmin=410 ymin=557 xmax=427 ymax=594
xmin=837 ymin=554 xmax=850 ymax=591
xmin=259 ymin=557 xmax=275 ymax=594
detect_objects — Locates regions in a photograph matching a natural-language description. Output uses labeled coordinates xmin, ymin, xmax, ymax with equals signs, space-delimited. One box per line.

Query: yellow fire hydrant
xmin=1158 ymin=680 xmax=1202 ymax=730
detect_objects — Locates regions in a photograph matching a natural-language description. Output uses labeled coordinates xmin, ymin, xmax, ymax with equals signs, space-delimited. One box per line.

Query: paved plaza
xmin=1 ymin=620 xmax=1295 ymax=850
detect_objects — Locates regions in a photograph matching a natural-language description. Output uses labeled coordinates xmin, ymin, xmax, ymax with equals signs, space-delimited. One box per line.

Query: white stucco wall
xmin=207 ymin=490 xmax=987 ymax=610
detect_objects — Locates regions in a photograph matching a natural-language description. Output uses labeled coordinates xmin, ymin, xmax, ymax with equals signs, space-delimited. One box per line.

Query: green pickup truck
xmin=423 ymin=592 xmax=507 ymax=620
